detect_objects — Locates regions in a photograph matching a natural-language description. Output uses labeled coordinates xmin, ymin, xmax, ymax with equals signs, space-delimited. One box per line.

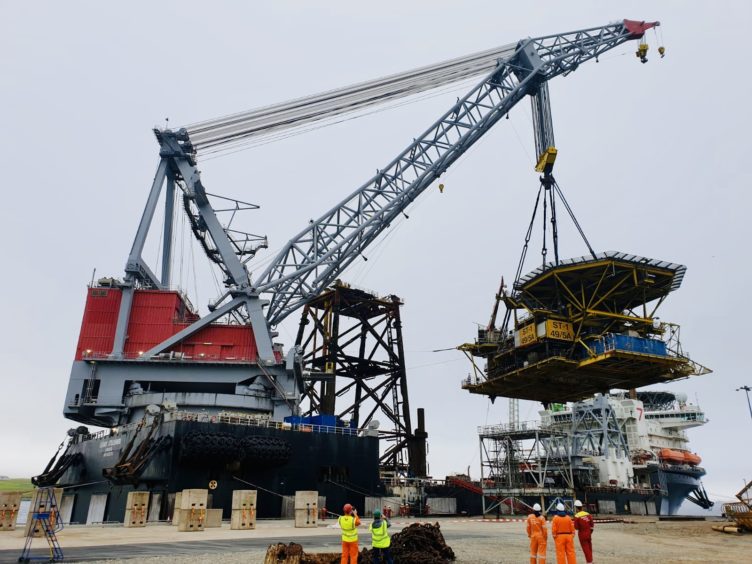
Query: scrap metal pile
xmin=263 ymin=522 xmax=455 ymax=564
xmin=714 ymin=481 xmax=752 ymax=534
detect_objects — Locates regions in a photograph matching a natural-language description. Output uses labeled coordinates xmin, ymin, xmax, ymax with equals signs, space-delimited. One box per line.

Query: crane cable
xmin=197 ymin=74 xmax=482 ymax=160
xmin=182 ymin=42 xmax=517 ymax=153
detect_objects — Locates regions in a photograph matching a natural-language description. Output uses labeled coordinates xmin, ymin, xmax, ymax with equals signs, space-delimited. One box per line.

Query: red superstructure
xmin=75 ymin=287 xmax=261 ymax=362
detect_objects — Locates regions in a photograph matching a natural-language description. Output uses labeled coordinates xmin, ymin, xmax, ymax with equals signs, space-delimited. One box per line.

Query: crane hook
xmin=658 ymin=46 xmax=666 ymax=58
xmin=635 ymin=41 xmax=649 ymax=64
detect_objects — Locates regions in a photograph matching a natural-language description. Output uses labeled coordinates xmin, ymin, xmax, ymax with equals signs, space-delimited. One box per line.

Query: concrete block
xmin=176 ymin=508 xmax=206 ymax=532
xmin=281 ymin=495 xmax=294 ymax=519
xmin=294 ymin=508 xmax=318 ymax=528
xmin=124 ymin=491 xmax=149 ymax=527
xmin=232 ymin=489 xmax=257 ymax=510
xmin=295 ymin=490 xmax=319 ymax=528
xmin=147 ymin=492 xmax=162 ymax=522
xmin=172 ymin=493 xmax=182 ymax=525
xmin=0 ymin=492 xmax=22 ymax=531
xmin=231 ymin=490 xmax=257 ymax=530
xmin=179 ymin=489 xmax=208 ymax=510
xmin=205 ymin=508 xmax=223 ymax=528
xmin=294 ymin=491 xmax=318 ymax=528
xmin=294 ymin=490 xmax=318 ymax=509
xmin=230 ymin=506 xmax=257 ymax=530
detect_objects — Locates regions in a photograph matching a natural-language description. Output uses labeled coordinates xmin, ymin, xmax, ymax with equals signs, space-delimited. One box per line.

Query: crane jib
xmin=132 ymin=19 xmax=659 ymax=362
xmin=250 ymin=19 xmax=658 ymax=325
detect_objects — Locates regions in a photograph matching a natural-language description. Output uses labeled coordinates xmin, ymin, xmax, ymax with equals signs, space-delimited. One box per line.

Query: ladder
xmin=18 ymin=487 xmax=64 ymax=562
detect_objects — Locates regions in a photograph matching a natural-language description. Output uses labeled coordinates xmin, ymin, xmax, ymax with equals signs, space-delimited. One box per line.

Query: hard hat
xmin=533 ymin=503 xmax=542 ymax=512
xmin=574 ymin=500 xmax=583 ymax=507
xmin=373 ymin=509 xmax=381 ymax=518
xmin=556 ymin=503 xmax=565 ymax=511
xmin=343 ymin=503 xmax=353 ymax=514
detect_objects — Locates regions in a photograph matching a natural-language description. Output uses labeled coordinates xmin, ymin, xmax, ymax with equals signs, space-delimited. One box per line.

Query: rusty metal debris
xmin=719 ymin=480 xmax=752 ymax=533
xmin=263 ymin=522 xmax=455 ymax=563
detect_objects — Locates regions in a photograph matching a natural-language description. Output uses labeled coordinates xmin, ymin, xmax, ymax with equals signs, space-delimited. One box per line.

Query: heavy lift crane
xmin=65 ymin=20 xmax=661 ymax=429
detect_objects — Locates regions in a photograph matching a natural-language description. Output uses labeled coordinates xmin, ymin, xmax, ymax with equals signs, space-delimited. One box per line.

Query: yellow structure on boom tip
xmin=535 ymin=146 xmax=558 ymax=174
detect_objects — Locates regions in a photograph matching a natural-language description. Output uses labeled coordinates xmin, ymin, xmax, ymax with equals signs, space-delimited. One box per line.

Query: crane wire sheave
xmin=232 ymin=21 xmax=657 ymax=326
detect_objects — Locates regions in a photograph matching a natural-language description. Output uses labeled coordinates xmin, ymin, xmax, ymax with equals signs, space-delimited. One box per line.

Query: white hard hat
xmin=556 ymin=503 xmax=565 ymax=511
xmin=574 ymin=500 xmax=583 ymax=507
xmin=533 ymin=503 xmax=542 ymax=511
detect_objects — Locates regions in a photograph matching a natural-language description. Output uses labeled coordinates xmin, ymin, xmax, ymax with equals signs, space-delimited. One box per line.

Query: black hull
xmin=56 ymin=419 xmax=381 ymax=524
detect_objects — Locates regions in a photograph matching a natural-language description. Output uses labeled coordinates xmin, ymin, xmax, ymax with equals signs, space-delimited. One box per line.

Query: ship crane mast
xmin=65 ymin=19 xmax=660 ymax=428
xmin=140 ymin=20 xmax=659 ymax=357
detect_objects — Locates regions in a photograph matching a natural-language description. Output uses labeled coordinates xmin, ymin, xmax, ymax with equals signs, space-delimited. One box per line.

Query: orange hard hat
xmin=343 ymin=503 xmax=353 ymax=514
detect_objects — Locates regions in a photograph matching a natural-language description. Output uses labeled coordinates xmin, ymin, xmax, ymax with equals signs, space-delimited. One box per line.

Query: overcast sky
xmin=2 ymin=1 xmax=750 ymax=506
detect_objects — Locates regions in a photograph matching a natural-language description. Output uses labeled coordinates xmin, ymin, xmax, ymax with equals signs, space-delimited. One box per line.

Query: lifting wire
xmin=503 ymin=175 xmax=594 ymax=337
xmin=324 ymin=478 xmax=381 ymax=498
xmin=541 ymin=182 xmax=548 ymax=267
xmin=231 ymin=475 xmax=356 ymax=518
xmin=549 ymin=180 xmax=559 ymax=265
xmin=155 ymin=199 xmax=165 ymax=276
xmin=59 ymin=479 xmax=109 ymax=490
xmin=178 ymin=203 xmax=186 ymax=292
xmin=184 ymin=43 xmax=518 ymax=153
xmin=20 ymin=479 xmax=112 ymax=496
xmin=199 ymin=75 xmax=482 ymax=161
xmin=553 ymin=180 xmax=596 ymax=258
xmin=190 ymin=229 xmax=199 ymax=309
xmin=169 ymin=187 xmax=178 ymax=289
xmin=513 ymin=186 xmax=543 ymax=285
xmin=232 ymin=475 xmax=287 ymax=498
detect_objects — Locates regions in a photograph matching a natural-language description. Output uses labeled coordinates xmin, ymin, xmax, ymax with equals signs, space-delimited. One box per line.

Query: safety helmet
xmin=343 ymin=503 xmax=353 ymax=514
xmin=574 ymin=500 xmax=583 ymax=507
xmin=556 ymin=503 xmax=565 ymax=511
xmin=373 ymin=509 xmax=381 ymax=518
xmin=533 ymin=503 xmax=542 ymax=512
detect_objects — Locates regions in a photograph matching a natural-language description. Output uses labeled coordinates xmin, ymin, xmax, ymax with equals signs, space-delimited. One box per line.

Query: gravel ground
xmin=76 ymin=521 xmax=750 ymax=564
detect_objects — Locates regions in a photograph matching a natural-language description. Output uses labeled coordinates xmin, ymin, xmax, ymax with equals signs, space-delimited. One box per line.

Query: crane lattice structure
xmin=64 ymin=20 xmax=661 ymax=431
xmin=295 ymin=282 xmax=427 ymax=476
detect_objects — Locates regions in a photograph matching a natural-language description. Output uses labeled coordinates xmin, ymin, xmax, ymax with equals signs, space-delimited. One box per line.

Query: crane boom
xmin=64 ymin=19 xmax=661 ymax=428
xmin=254 ymin=19 xmax=658 ymax=325
xmin=128 ymin=19 xmax=657 ymax=365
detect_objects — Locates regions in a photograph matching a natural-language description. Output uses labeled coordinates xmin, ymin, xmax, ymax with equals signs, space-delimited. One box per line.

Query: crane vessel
xmin=31 ymin=20 xmax=690 ymax=523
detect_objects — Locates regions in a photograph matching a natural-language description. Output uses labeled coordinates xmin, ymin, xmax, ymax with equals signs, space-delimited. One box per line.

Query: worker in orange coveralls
xmin=551 ymin=502 xmax=577 ymax=564
xmin=573 ymin=500 xmax=594 ymax=564
xmin=526 ymin=502 xmax=548 ymax=564
xmin=338 ymin=503 xmax=361 ymax=564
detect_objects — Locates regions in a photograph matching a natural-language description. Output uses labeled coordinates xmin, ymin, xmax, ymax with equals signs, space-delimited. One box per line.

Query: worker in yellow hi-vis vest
xmin=338 ymin=503 xmax=361 ymax=564
xmin=369 ymin=509 xmax=393 ymax=564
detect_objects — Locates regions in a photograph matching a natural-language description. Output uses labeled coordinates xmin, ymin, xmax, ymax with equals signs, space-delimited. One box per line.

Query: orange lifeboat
xmin=683 ymin=452 xmax=702 ymax=466
xmin=658 ymin=448 xmax=685 ymax=464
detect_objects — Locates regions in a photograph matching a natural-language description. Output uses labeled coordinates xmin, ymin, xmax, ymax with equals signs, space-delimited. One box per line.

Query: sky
xmin=1 ymin=1 xmax=750 ymax=508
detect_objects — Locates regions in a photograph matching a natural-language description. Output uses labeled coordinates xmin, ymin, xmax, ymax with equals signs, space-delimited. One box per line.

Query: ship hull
xmin=650 ymin=466 xmax=707 ymax=515
xmin=56 ymin=417 xmax=381 ymax=524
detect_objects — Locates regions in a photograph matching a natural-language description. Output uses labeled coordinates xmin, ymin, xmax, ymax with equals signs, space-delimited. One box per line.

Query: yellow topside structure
xmin=461 ymin=251 xmax=709 ymax=404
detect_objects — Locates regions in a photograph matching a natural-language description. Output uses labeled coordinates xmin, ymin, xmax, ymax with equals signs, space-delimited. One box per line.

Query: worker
xmin=338 ymin=503 xmax=361 ymax=564
xmin=369 ymin=509 xmax=393 ymax=564
xmin=526 ymin=502 xmax=547 ymax=564
xmin=573 ymin=500 xmax=594 ymax=564
xmin=551 ymin=502 xmax=577 ymax=564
